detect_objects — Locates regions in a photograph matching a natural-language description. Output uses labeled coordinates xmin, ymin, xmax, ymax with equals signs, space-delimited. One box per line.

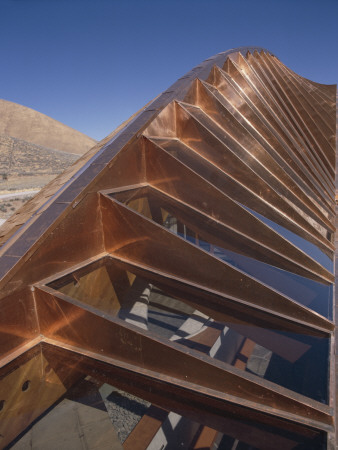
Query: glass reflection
xmin=7 ymin=369 xmax=327 ymax=450
xmin=111 ymin=188 xmax=333 ymax=319
xmin=48 ymin=258 xmax=330 ymax=404
xmin=151 ymin=137 xmax=333 ymax=274
xmin=240 ymin=204 xmax=333 ymax=272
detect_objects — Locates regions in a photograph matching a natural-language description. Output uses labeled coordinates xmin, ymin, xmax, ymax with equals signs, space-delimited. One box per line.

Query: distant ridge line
xmin=0 ymin=99 xmax=96 ymax=155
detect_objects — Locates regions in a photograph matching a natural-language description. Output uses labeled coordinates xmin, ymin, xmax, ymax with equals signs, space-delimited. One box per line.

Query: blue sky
xmin=0 ymin=0 xmax=337 ymax=141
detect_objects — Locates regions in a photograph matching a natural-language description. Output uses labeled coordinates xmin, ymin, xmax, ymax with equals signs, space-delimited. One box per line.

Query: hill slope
xmin=0 ymin=99 xmax=96 ymax=154
xmin=0 ymin=99 xmax=97 ymax=219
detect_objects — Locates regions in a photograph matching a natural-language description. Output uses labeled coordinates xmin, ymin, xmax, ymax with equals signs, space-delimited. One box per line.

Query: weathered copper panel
xmin=0 ymin=345 xmax=68 ymax=448
xmin=202 ymin=71 xmax=333 ymax=210
xmin=100 ymin=195 xmax=333 ymax=331
xmin=41 ymin=342 xmax=328 ymax=450
xmin=0 ymin=47 xmax=335 ymax=448
xmin=0 ymin=193 xmax=104 ymax=299
xmin=259 ymin=52 xmax=334 ymax=171
xmin=141 ymin=142 xmax=333 ymax=282
xmin=185 ymin=78 xmax=334 ymax=221
xmin=246 ymin=51 xmax=334 ymax=186
xmin=222 ymin=55 xmax=335 ymax=198
xmin=0 ymin=289 xmax=39 ymax=366
xmin=33 ymin=287 xmax=332 ymax=427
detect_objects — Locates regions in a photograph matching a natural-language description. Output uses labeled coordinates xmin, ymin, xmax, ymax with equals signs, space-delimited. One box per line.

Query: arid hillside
xmin=0 ymin=99 xmax=96 ymax=154
xmin=0 ymin=99 xmax=97 ymax=221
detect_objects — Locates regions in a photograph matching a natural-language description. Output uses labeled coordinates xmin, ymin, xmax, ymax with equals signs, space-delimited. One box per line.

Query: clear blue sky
xmin=0 ymin=0 xmax=337 ymax=141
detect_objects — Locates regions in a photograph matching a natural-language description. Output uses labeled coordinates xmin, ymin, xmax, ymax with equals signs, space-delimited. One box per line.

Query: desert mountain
xmin=0 ymin=99 xmax=96 ymax=154
xmin=0 ymin=100 xmax=97 ymax=219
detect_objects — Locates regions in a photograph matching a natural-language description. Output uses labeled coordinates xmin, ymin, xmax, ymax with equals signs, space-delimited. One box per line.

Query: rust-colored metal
xmin=123 ymin=406 xmax=169 ymax=450
xmin=41 ymin=342 xmax=326 ymax=450
xmin=33 ymin=285 xmax=332 ymax=426
xmin=110 ymin=179 xmax=333 ymax=283
xmin=0 ymin=47 xmax=335 ymax=448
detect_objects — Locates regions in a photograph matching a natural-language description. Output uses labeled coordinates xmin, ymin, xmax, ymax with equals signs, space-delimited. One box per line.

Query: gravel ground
xmin=104 ymin=388 xmax=150 ymax=443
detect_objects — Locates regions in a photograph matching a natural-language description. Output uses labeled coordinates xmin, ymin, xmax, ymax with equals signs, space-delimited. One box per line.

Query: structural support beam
xmin=34 ymin=286 xmax=332 ymax=429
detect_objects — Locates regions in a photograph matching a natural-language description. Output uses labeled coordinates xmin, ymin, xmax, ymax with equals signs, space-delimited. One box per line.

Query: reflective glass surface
xmin=48 ymin=258 xmax=330 ymax=404
xmin=6 ymin=358 xmax=327 ymax=450
xmin=241 ymin=204 xmax=333 ymax=272
xmin=111 ymin=188 xmax=333 ymax=319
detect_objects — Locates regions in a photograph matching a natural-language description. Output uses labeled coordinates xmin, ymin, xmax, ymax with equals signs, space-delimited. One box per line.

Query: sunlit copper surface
xmin=0 ymin=47 xmax=336 ymax=449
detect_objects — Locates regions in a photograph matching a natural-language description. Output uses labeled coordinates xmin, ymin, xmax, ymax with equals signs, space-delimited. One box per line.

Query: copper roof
xmin=0 ymin=47 xmax=336 ymax=449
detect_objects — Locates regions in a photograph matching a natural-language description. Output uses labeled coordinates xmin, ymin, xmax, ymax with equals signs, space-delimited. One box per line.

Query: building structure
xmin=0 ymin=47 xmax=336 ymax=449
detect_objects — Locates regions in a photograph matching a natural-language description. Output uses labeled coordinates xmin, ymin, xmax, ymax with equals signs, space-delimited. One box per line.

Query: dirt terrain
xmin=0 ymin=99 xmax=97 ymax=224
xmin=0 ymin=195 xmax=32 ymax=221
xmin=0 ymin=99 xmax=96 ymax=154
xmin=0 ymin=134 xmax=79 ymax=187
